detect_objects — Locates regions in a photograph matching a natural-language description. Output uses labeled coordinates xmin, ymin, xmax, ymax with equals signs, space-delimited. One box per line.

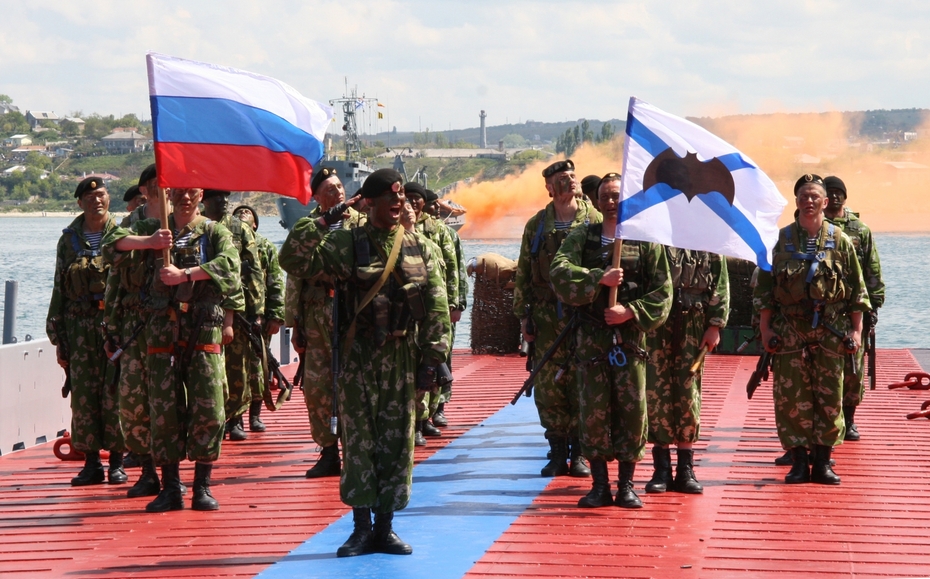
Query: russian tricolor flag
xmin=146 ymin=52 xmax=333 ymax=204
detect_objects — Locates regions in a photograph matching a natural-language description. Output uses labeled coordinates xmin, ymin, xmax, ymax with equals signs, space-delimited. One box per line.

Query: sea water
xmin=0 ymin=216 xmax=923 ymax=350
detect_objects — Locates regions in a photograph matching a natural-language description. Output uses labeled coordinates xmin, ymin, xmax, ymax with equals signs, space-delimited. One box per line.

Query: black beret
xmin=232 ymin=204 xmax=259 ymax=230
xmin=311 ymin=166 xmax=340 ymax=195
xmin=794 ymin=174 xmax=825 ymax=194
xmin=361 ymin=169 xmax=404 ymax=199
xmin=122 ymin=185 xmax=142 ymax=202
xmin=542 ymin=159 xmax=575 ymax=179
xmin=202 ymin=189 xmax=230 ymax=199
xmin=74 ymin=176 xmax=106 ymax=198
xmin=824 ymin=176 xmax=847 ymax=195
xmin=404 ymin=181 xmax=426 ymax=200
xmin=581 ymin=175 xmax=601 ymax=197
xmin=424 ymin=189 xmax=439 ymax=204
xmin=139 ymin=163 xmax=156 ymax=185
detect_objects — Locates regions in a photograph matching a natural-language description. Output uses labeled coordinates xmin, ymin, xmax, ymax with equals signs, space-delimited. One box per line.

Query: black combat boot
xmin=71 ymin=450 xmax=105 ymax=486
xmin=249 ymin=400 xmax=266 ymax=432
xmin=615 ymin=462 xmax=643 ymax=508
xmin=337 ymin=507 xmax=373 ymax=557
xmin=674 ymin=449 xmax=703 ymax=494
xmin=774 ymin=449 xmax=794 ymax=466
xmin=305 ymin=444 xmax=341 ymax=478
xmin=843 ymin=405 xmax=860 ymax=441
xmin=810 ymin=445 xmax=841 ymax=485
xmin=372 ymin=511 xmax=412 ymax=555
xmin=422 ymin=420 xmax=442 ymax=437
xmin=645 ymin=445 xmax=673 ymax=494
xmin=577 ymin=459 xmax=613 ymax=507
xmin=146 ymin=463 xmax=184 ymax=512
xmin=226 ymin=416 xmax=248 ymax=441
xmin=107 ymin=451 xmax=128 ymax=484
xmin=123 ymin=451 xmax=141 ymax=468
xmin=127 ymin=454 xmax=161 ymax=498
xmin=540 ymin=436 xmax=569 ymax=477
xmin=784 ymin=447 xmax=810 ymax=484
xmin=568 ymin=438 xmax=591 ymax=477
xmin=431 ymin=402 xmax=448 ymax=427
xmin=414 ymin=421 xmax=427 ymax=447
xmin=191 ymin=462 xmax=220 ymax=511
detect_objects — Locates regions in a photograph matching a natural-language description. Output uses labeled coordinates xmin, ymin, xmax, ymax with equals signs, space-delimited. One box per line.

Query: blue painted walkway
xmin=256 ymin=399 xmax=548 ymax=578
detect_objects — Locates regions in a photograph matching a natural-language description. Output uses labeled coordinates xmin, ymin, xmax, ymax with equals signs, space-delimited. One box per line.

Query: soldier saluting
xmin=279 ymin=168 xmax=450 ymax=558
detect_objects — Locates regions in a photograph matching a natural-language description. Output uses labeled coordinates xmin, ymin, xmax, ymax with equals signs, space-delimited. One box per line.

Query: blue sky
xmin=2 ymin=0 xmax=928 ymax=133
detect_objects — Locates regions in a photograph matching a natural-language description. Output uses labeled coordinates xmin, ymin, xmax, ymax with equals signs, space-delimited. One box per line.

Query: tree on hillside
xmin=24 ymin=152 xmax=52 ymax=170
xmin=581 ymin=120 xmax=594 ymax=143
xmin=597 ymin=122 xmax=615 ymax=143
xmin=0 ymin=94 xmax=12 ymax=104
xmin=59 ymin=119 xmax=81 ymax=137
xmin=0 ymin=111 xmax=30 ymax=136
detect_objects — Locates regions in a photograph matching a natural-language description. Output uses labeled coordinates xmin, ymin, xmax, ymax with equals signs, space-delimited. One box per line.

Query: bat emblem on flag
xmin=643 ymin=148 xmax=735 ymax=206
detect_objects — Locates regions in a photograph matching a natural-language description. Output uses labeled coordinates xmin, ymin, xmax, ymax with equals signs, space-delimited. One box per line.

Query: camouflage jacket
xmin=46 ymin=213 xmax=118 ymax=344
xmin=415 ymin=213 xmax=460 ymax=309
xmin=450 ymin=227 xmax=468 ymax=310
xmin=513 ymin=198 xmax=602 ymax=317
xmin=218 ymin=213 xmax=264 ymax=319
xmin=549 ymin=222 xmax=671 ymax=333
xmin=279 ymin=219 xmax=451 ymax=366
xmin=255 ymin=233 xmax=286 ymax=323
xmin=283 ymin=205 xmax=366 ymax=326
xmin=664 ymin=246 xmax=730 ymax=328
xmin=826 ymin=207 xmax=885 ymax=309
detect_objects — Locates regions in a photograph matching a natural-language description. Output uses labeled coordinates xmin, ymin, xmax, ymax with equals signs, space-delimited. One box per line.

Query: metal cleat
xmin=888 ymin=372 xmax=930 ymax=390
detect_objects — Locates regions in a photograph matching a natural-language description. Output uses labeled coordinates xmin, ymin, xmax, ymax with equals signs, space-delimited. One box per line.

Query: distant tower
xmin=480 ymin=110 xmax=487 ymax=148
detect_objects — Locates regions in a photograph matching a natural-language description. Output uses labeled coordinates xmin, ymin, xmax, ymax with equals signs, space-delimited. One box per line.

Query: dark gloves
xmin=416 ymin=364 xmax=437 ymax=391
xmin=321 ymin=203 xmax=349 ymax=226
xmin=869 ymin=309 xmax=879 ymax=327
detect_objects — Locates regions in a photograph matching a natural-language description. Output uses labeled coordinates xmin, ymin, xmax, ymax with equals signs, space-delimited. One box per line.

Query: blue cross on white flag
xmin=618 ymin=97 xmax=787 ymax=270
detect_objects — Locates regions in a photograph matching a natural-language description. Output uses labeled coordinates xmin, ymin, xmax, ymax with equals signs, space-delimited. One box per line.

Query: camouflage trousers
xmin=416 ymin=388 xmax=441 ymax=421
xmin=147 ymin=306 xmax=227 ymax=465
xmin=224 ymin=329 xmax=251 ymax=419
xmin=771 ymin=314 xmax=846 ymax=450
xmin=65 ymin=303 xmax=124 ymax=454
xmin=842 ymin=345 xmax=866 ymax=407
xmin=530 ymin=303 xmax=579 ymax=440
xmin=574 ymin=323 xmax=647 ymax=463
xmin=436 ymin=323 xmax=456 ymax=405
xmin=644 ymin=309 xmax=706 ymax=445
xmin=338 ymin=330 xmax=417 ymax=514
xmin=116 ymin=306 xmax=150 ymax=455
xmin=246 ymin=337 xmax=265 ymax=401
xmin=299 ymin=298 xmax=339 ymax=448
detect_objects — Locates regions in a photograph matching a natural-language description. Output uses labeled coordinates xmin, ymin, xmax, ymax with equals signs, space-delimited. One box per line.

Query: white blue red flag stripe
xmin=146 ymin=52 xmax=332 ymax=204
xmin=618 ymin=97 xmax=786 ymax=270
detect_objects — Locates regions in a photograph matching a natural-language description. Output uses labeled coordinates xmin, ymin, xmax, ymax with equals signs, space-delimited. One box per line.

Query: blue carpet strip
xmin=255 ymin=399 xmax=549 ymax=578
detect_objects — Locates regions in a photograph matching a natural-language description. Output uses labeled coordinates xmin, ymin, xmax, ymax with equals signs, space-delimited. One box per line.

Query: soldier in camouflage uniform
xmin=754 ymin=174 xmax=870 ymax=486
xmin=233 ymin=205 xmax=286 ymax=432
xmin=284 ymin=167 xmax=367 ymax=478
xmin=47 ymin=176 xmax=126 ymax=487
xmin=280 ymin=169 xmax=450 ymax=558
xmin=549 ymin=173 xmax=671 ymax=508
xmin=644 ymin=248 xmax=728 ymax=496
xmin=406 ymin=182 xmax=458 ymax=440
xmin=423 ymin=188 xmax=467 ymax=428
xmin=202 ymin=189 xmax=265 ymax=441
xmin=120 ymin=164 xmax=157 ymax=228
xmin=514 ymin=159 xmax=601 ymax=478
xmin=105 ymin=186 xmax=243 ymax=512
xmin=102 ymin=165 xmax=168 ymax=498
xmin=824 ymin=176 xmax=885 ymax=441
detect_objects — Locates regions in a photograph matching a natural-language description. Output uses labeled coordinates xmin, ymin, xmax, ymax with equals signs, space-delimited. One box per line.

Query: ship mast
xmin=330 ymin=82 xmax=379 ymax=162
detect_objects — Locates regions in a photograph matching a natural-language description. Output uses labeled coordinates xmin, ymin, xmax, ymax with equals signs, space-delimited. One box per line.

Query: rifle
xmin=511 ymin=312 xmax=577 ymax=405
xmin=822 ymin=320 xmax=859 ymax=377
xmin=53 ymin=319 xmax=72 ymax=398
xmin=292 ymin=322 xmax=306 ymax=391
xmin=330 ymin=287 xmax=341 ymax=435
xmin=747 ymin=337 xmax=781 ymax=399
xmin=864 ymin=311 xmax=877 ymax=390
xmin=108 ymin=320 xmax=147 ymax=394
xmin=522 ymin=304 xmax=536 ymax=396
xmin=234 ymin=313 xmax=292 ymax=411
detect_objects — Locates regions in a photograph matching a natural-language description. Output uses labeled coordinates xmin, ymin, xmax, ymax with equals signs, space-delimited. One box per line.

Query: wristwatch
xmin=184 ymin=268 xmax=192 ymax=283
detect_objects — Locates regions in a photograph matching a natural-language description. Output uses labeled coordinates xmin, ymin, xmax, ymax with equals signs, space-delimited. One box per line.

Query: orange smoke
xmin=451 ymin=140 xmax=625 ymax=239
xmin=452 ymin=111 xmax=930 ymax=237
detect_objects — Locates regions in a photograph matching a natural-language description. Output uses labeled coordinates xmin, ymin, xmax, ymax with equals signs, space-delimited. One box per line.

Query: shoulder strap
xmin=352 ymin=227 xmax=370 ymax=267
xmin=530 ymin=209 xmax=547 ymax=256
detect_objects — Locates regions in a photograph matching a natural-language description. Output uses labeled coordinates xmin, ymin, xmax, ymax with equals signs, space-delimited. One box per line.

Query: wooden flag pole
xmin=158 ymin=187 xmax=170 ymax=264
xmin=608 ymin=237 xmax=624 ymax=307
